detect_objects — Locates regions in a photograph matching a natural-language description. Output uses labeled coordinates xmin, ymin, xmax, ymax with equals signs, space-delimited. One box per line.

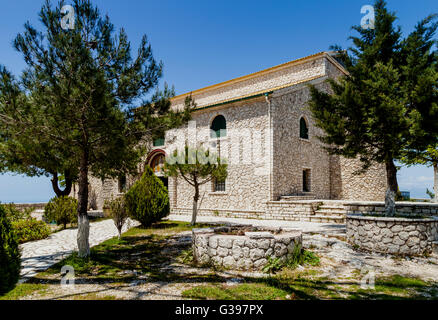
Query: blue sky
xmin=0 ymin=0 xmax=436 ymax=202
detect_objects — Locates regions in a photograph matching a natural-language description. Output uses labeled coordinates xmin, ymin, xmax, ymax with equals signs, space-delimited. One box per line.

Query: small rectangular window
xmin=303 ymin=169 xmax=311 ymax=193
xmin=213 ymin=179 xmax=226 ymax=192
xmin=153 ymin=137 xmax=165 ymax=147
xmin=118 ymin=175 xmax=127 ymax=193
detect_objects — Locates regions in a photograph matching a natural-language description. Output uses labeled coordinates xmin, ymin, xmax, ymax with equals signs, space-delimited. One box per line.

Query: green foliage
xmin=125 ymin=167 xmax=169 ymax=227
xmin=11 ymin=219 xmax=50 ymax=244
xmin=105 ymin=197 xmax=129 ymax=238
xmin=163 ymin=145 xmax=227 ymax=224
xmin=426 ymin=188 xmax=435 ymax=200
xmin=182 ymin=283 xmax=290 ymax=300
xmin=178 ymin=248 xmax=194 ymax=265
xmin=308 ymin=0 xmax=438 ymax=200
xmin=262 ymin=245 xmax=320 ymax=274
xmin=0 ymin=205 xmax=21 ymax=295
xmin=0 ymin=0 xmax=193 ymax=243
xmin=262 ymin=256 xmax=285 ymax=274
xmin=44 ymin=196 xmax=78 ymax=229
xmin=164 ymin=145 xmax=228 ymax=184
xmin=2 ymin=204 xmax=33 ymax=222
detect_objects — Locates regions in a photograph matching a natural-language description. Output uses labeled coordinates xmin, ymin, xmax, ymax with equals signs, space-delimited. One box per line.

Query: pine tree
xmin=308 ymin=0 xmax=438 ymax=215
xmin=0 ymin=0 xmax=191 ymax=257
xmin=163 ymin=144 xmax=227 ymax=225
xmin=402 ymin=145 xmax=438 ymax=203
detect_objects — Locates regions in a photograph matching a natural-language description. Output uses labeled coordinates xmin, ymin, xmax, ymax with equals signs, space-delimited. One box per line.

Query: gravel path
xmin=19 ymin=218 xmax=139 ymax=281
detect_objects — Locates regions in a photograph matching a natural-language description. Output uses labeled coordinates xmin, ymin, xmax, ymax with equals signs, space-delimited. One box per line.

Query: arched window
xmin=210 ymin=115 xmax=227 ymax=138
xmin=300 ymin=117 xmax=309 ymax=140
xmin=150 ymin=153 xmax=165 ymax=174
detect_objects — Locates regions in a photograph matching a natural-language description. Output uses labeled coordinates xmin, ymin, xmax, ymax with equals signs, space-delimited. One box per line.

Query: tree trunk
xmin=77 ymin=151 xmax=90 ymax=258
xmin=51 ymin=172 xmax=73 ymax=197
xmin=191 ymin=184 xmax=200 ymax=226
xmin=434 ymin=163 xmax=438 ymax=203
xmin=385 ymin=159 xmax=398 ymax=216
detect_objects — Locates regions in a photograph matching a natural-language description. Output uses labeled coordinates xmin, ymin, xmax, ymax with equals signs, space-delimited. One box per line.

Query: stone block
xmin=218 ymin=237 xmax=233 ymax=249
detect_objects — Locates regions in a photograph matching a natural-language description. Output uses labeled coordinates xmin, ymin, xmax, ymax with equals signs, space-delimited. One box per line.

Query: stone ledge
xmin=245 ymin=232 xmax=274 ymax=239
xmin=347 ymin=214 xmax=438 ymax=223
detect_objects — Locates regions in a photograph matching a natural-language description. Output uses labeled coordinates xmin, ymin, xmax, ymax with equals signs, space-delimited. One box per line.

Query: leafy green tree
xmin=426 ymin=188 xmax=435 ymax=200
xmin=0 ymin=0 xmax=191 ymax=257
xmin=308 ymin=0 xmax=438 ymax=215
xmin=402 ymin=145 xmax=438 ymax=203
xmin=44 ymin=196 xmax=78 ymax=229
xmin=163 ymin=145 xmax=227 ymax=225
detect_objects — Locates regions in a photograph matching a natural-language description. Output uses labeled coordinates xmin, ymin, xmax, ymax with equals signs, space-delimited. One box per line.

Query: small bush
xmin=12 ymin=219 xmax=51 ymax=244
xmin=125 ymin=167 xmax=169 ymax=227
xmin=3 ymin=204 xmax=33 ymax=222
xmin=105 ymin=197 xmax=129 ymax=239
xmin=0 ymin=205 xmax=21 ymax=295
xmin=44 ymin=196 xmax=78 ymax=229
xmin=262 ymin=245 xmax=320 ymax=274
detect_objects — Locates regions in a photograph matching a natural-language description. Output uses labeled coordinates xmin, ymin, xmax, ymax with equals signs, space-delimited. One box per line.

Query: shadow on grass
xmin=9 ymin=220 xmax=438 ymax=300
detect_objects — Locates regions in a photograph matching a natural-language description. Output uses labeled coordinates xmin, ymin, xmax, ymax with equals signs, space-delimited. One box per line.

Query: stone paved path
xmin=167 ymin=214 xmax=346 ymax=235
xmin=19 ymin=218 xmax=139 ymax=281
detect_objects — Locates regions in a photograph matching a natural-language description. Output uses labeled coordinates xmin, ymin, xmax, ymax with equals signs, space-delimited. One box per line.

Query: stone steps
xmin=301 ymin=215 xmax=346 ymax=224
xmin=319 ymin=205 xmax=346 ymax=210
xmin=279 ymin=195 xmax=316 ymax=201
xmin=315 ymin=209 xmax=346 ymax=216
xmin=312 ymin=202 xmax=347 ymax=223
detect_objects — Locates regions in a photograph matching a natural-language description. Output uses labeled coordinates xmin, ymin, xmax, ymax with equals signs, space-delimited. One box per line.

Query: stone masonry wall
xmin=346 ymin=215 xmax=438 ymax=256
xmin=192 ymin=226 xmax=302 ymax=270
xmin=272 ymin=80 xmax=332 ymax=200
xmin=165 ymin=96 xmax=271 ymax=214
xmin=331 ymin=157 xmax=387 ymax=201
xmin=344 ymin=202 xmax=438 ymax=216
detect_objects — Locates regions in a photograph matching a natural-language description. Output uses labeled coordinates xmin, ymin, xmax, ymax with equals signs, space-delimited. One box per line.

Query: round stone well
xmin=192 ymin=225 xmax=302 ymax=270
xmin=346 ymin=214 xmax=438 ymax=256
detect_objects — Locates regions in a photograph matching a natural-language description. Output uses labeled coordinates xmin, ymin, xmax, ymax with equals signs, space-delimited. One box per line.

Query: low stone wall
xmin=171 ymin=207 xmax=265 ymax=219
xmin=344 ymin=201 xmax=438 ymax=216
xmin=192 ymin=225 xmax=302 ymax=270
xmin=346 ymin=214 xmax=438 ymax=256
xmin=172 ymin=200 xmax=321 ymax=221
xmin=7 ymin=203 xmax=47 ymax=211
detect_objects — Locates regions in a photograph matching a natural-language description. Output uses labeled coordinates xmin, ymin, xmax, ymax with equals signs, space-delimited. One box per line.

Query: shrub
xmin=106 ymin=197 xmax=129 ymax=239
xmin=262 ymin=245 xmax=320 ymax=274
xmin=125 ymin=166 xmax=169 ymax=227
xmin=0 ymin=205 xmax=21 ymax=295
xmin=12 ymin=219 xmax=51 ymax=244
xmin=44 ymin=196 xmax=78 ymax=229
xmin=3 ymin=204 xmax=33 ymax=222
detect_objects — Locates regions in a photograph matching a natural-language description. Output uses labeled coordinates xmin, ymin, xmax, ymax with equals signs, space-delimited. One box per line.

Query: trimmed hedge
xmin=0 ymin=205 xmax=21 ymax=295
xmin=125 ymin=166 xmax=169 ymax=227
xmin=44 ymin=196 xmax=78 ymax=229
xmin=12 ymin=219 xmax=51 ymax=244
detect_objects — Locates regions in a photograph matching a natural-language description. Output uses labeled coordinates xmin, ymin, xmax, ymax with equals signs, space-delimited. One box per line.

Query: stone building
xmin=74 ymin=52 xmax=387 ymax=221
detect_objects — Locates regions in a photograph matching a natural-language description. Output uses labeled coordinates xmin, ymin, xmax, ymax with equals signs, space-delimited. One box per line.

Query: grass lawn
xmin=2 ymin=220 xmax=438 ymax=300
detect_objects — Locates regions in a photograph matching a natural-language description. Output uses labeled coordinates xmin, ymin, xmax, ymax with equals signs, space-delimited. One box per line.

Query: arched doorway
xmin=146 ymin=149 xmax=168 ymax=189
